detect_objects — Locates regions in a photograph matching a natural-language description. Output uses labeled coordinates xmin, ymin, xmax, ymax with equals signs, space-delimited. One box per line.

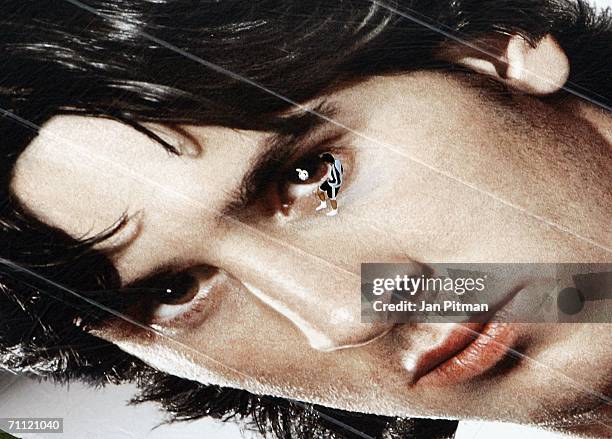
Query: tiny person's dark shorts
xmin=319 ymin=181 xmax=339 ymax=200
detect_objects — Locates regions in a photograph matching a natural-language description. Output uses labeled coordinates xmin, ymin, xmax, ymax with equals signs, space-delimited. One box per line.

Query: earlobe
xmin=441 ymin=33 xmax=570 ymax=95
xmin=503 ymin=34 xmax=570 ymax=95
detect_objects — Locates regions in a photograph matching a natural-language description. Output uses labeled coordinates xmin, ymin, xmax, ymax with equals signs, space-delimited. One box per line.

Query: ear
xmin=440 ymin=33 xmax=570 ymax=95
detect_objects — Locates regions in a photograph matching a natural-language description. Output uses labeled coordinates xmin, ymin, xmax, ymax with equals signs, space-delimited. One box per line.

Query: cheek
xmin=100 ymin=276 xmax=351 ymax=399
xmin=175 ymin=276 xmax=312 ymax=379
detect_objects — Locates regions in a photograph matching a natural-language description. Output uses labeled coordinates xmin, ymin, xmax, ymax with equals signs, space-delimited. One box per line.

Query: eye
xmin=278 ymin=153 xmax=331 ymax=206
xmin=148 ymin=266 xmax=217 ymax=326
xmin=276 ymin=153 xmax=332 ymax=210
xmin=286 ymin=154 xmax=330 ymax=185
xmin=158 ymin=272 xmax=200 ymax=305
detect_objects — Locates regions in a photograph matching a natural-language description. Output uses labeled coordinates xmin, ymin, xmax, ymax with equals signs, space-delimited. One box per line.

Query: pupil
xmin=291 ymin=156 xmax=324 ymax=184
xmin=162 ymin=272 xmax=198 ymax=304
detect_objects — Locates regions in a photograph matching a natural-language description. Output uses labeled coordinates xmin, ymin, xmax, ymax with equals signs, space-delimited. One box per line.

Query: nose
xmin=214 ymin=229 xmax=394 ymax=351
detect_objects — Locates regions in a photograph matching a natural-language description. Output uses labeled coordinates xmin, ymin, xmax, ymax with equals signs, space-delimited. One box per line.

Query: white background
xmin=2 ymin=0 xmax=610 ymax=438
xmin=0 ymin=375 xmax=587 ymax=438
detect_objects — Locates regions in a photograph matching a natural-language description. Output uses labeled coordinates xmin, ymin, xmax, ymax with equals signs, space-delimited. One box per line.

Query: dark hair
xmin=0 ymin=1 xmax=610 ymax=438
xmin=320 ymin=153 xmax=336 ymax=164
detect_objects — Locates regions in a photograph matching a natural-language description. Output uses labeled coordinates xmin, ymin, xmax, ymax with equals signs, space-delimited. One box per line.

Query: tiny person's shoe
xmin=315 ymin=201 xmax=327 ymax=211
xmin=326 ymin=209 xmax=338 ymax=216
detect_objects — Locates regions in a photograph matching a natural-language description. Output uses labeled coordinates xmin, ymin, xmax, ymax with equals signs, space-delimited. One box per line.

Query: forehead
xmin=8 ymin=77 xmax=409 ymax=285
xmin=10 ymin=116 xmax=268 ymax=238
xmin=8 ymin=73 xmax=461 ymax=227
xmin=9 ymin=72 xmax=460 ymax=245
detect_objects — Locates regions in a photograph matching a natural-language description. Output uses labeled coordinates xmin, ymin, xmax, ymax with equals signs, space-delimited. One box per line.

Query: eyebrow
xmin=220 ymin=104 xmax=338 ymax=218
xmin=121 ymin=105 xmax=340 ymax=288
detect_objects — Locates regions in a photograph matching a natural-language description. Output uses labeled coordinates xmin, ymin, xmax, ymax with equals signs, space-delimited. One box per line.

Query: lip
xmin=411 ymin=285 xmax=524 ymax=386
xmin=414 ymin=321 xmax=519 ymax=386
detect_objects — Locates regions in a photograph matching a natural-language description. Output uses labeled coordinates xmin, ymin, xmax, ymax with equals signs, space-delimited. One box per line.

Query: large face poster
xmin=0 ymin=1 xmax=610 ymax=438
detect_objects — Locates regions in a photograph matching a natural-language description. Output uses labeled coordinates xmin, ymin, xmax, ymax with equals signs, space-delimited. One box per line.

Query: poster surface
xmin=1 ymin=1 xmax=610 ymax=438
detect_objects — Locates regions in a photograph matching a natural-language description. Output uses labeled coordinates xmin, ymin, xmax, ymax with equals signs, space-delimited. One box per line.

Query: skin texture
xmin=8 ymin=37 xmax=612 ymax=433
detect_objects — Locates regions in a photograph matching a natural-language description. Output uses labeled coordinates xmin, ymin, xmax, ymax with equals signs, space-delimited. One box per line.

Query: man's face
xmin=10 ymin=70 xmax=611 ymax=425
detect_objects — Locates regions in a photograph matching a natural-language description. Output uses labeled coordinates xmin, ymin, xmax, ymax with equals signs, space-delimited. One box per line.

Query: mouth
xmin=410 ymin=286 xmax=524 ymax=387
xmin=413 ymin=321 xmax=520 ymax=387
